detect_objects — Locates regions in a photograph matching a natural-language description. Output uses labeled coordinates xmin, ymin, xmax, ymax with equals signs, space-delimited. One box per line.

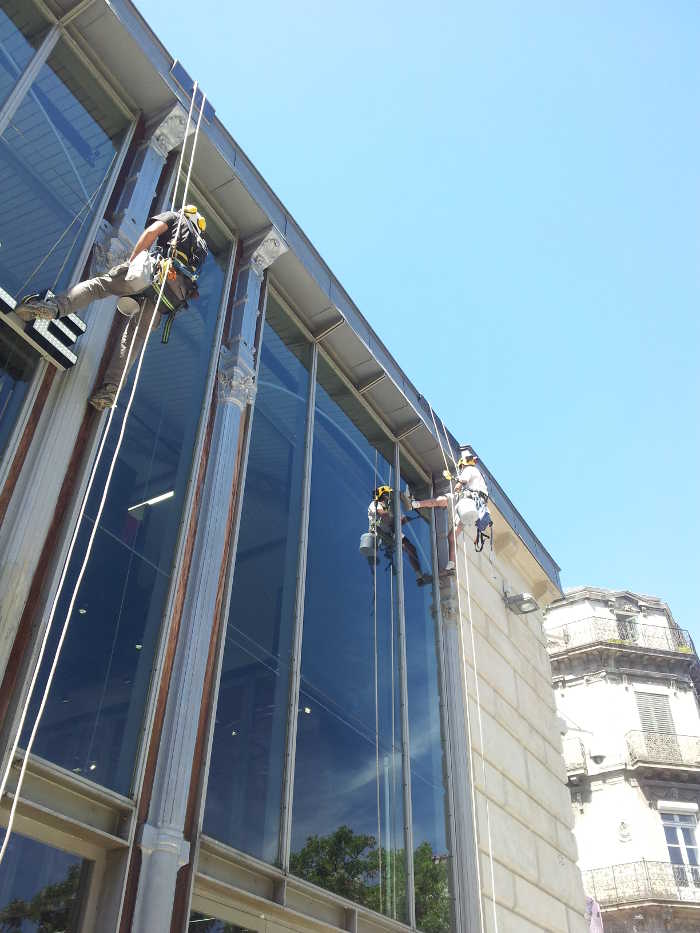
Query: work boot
xmin=88 ymin=383 xmax=119 ymax=411
xmin=15 ymin=292 xmax=60 ymax=321
xmin=416 ymin=573 xmax=433 ymax=587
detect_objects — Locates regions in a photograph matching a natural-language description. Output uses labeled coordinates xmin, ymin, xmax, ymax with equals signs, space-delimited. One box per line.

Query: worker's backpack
xmin=167 ymin=214 xmax=208 ymax=275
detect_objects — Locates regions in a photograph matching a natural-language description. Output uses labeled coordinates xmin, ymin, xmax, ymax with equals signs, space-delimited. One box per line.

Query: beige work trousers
xmin=58 ymin=261 xmax=186 ymax=386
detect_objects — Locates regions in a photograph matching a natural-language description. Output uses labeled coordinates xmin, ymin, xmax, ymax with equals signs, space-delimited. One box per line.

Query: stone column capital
xmin=242 ymin=226 xmax=288 ymax=277
xmin=146 ymin=103 xmax=193 ymax=159
xmin=217 ymin=346 xmax=256 ymax=408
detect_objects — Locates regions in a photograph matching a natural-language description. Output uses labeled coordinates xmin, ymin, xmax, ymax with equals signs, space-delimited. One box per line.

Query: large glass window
xmin=0 ymin=40 xmax=129 ymax=300
xmin=188 ymin=913 xmax=252 ymax=932
xmin=23 ymin=217 xmax=229 ymax=795
xmin=0 ymin=0 xmax=48 ymax=108
xmin=290 ymin=358 xmax=406 ymax=921
xmin=0 ymin=832 xmax=89 ymax=931
xmin=204 ymin=296 xmax=311 ymax=863
xmin=0 ymin=35 xmax=129 ymax=466
xmin=401 ymin=470 xmax=452 ymax=932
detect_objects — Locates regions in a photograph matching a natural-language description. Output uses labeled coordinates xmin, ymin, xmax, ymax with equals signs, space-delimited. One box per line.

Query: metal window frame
xmin=393 ymin=445 xmax=416 ymax=928
xmin=278 ymin=339 xmax=317 ymax=871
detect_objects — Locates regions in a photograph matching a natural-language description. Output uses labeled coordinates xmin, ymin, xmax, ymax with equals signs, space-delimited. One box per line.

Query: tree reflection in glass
xmin=291 ymin=358 xmax=405 ymax=921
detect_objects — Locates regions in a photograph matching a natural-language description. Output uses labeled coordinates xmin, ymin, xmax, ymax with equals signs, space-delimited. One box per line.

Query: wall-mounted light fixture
xmin=503 ymin=591 xmax=539 ymax=614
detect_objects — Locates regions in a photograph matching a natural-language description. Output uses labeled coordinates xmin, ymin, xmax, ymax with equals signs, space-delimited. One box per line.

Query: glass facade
xmin=188 ymin=914 xmax=251 ymax=932
xmin=0 ymin=40 xmax=129 ymax=300
xmin=401 ymin=474 xmax=452 ymax=932
xmin=290 ymin=358 xmax=406 ymax=921
xmin=0 ymin=832 xmax=89 ymax=931
xmin=204 ymin=296 xmax=312 ymax=862
xmin=23 ymin=219 xmax=229 ymax=795
xmin=0 ymin=1 xmax=48 ymax=108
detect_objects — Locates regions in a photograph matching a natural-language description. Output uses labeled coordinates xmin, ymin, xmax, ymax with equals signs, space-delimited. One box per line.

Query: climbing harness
xmin=428 ymin=402 xmax=499 ymax=933
xmin=151 ymin=203 xmax=209 ymax=343
xmin=0 ymin=83 xmax=207 ymax=865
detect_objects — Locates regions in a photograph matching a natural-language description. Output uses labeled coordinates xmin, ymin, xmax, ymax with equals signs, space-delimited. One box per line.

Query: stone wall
xmin=442 ymin=540 xmax=588 ymax=933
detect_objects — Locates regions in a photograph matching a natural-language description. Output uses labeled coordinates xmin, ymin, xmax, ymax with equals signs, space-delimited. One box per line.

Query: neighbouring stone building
xmin=545 ymin=587 xmax=700 ymax=933
xmin=0 ymin=1 xmax=587 ymax=930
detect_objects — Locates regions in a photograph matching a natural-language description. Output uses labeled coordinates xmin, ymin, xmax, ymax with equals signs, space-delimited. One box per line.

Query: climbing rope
xmin=427 ymin=402 xmax=499 ymax=933
xmin=0 ymin=83 xmax=206 ymax=864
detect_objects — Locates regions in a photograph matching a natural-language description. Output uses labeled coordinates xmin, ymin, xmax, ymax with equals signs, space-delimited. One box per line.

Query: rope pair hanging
xmin=0 ymin=83 xmax=207 ymax=865
xmin=427 ymin=402 xmax=500 ymax=933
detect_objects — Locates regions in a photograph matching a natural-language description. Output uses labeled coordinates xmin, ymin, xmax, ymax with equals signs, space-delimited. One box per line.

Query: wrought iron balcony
xmin=626 ymin=731 xmax=700 ymax=769
xmin=546 ymin=617 xmax=695 ymax=657
xmin=584 ymin=860 xmax=700 ymax=907
xmin=562 ymin=737 xmax=587 ymax=775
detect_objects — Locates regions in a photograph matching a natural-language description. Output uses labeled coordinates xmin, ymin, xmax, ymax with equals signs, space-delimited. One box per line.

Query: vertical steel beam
xmin=0 ymin=25 xmax=60 ymax=136
xmin=393 ymin=446 xmax=415 ymax=928
xmin=278 ymin=341 xmax=318 ymax=869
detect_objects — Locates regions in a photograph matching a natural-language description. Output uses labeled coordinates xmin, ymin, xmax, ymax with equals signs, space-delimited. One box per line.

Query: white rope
xmin=0 ymin=84 xmax=206 ymax=863
xmin=427 ymin=402 xmax=496 ymax=933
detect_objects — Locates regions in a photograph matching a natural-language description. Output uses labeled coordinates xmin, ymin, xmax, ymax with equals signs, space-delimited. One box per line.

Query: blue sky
xmin=135 ymin=1 xmax=699 ymax=639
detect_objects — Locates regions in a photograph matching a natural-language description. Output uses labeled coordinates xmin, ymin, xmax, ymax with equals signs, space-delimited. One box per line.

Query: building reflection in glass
xmin=290 ymin=358 xmax=406 ymax=921
xmin=204 ymin=297 xmax=311 ymax=862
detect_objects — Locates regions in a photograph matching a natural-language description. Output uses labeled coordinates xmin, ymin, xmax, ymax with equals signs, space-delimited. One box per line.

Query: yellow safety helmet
xmin=183 ymin=204 xmax=206 ymax=232
xmin=457 ymin=452 xmax=477 ymax=469
xmin=374 ymin=485 xmax=392 ymax=500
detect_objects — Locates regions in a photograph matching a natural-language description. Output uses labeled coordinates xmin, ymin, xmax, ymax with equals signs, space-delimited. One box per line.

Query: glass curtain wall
xmin=400 ymin=470 xmax=452 ymax=933
xmin=0 ymin=1 xmax=48 ymax=108
xmin=290 ymin=357 xmax=406 ymax=922
xmin=0 ymin=832 xmax=90 ymax=931
xmin=204 ymin=296 xmax=312 ymax=863
xmin=0 ymin=26 xmax=130 ymax=461
xmin=23 ymin=217 xmax=229 ymax=795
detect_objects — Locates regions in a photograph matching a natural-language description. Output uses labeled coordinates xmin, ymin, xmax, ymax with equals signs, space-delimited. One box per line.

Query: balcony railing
xmin=562 ymin=737 xmax=587 ymax=774
xmin=584 ymin=860 xmax=700 ymax=907
xmin=546 ymin=618 xmax=695 ymax=656
xmin=626 ymin=731 xmax=700 ymax=768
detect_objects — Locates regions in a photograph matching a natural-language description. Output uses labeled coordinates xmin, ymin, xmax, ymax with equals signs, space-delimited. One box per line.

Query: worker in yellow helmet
xmin=17 ymin=205 xmax=208 ymax=410
xmin=411 ymin=448 xmax=492 ymax=571
xmin=361 ymin=485 xmax=431 ymax=585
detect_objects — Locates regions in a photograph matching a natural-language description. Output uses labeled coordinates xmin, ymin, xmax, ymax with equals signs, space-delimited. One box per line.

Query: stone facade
xmin=545 ymin=588 xmax=700 ymax=933
xmin=439 ymin=520 xmax=589 ymax=933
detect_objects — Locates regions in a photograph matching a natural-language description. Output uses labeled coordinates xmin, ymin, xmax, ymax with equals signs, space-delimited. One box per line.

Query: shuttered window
xmin=635 ymin=692 xmax=676 ymax=734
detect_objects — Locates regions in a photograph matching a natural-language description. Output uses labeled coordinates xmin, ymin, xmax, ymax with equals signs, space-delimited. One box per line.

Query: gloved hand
xmin=442 ymin=469 xmax=453 ymax=481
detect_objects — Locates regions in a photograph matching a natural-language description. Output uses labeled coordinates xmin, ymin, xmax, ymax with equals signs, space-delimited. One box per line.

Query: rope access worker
xmin=361 ymin=485 xmax=432 ymax=585
xmin=411 ymin=449 xmax=493 ymax=571
xmin=16 ymin=205 xmax=208 ymax=411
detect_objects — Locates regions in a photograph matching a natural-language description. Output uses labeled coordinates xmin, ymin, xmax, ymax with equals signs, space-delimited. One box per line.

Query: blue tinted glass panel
xmin=401 ymin=474 xmax=452 ymax=932
xmin=204 ymin=297 xmax=311 ymax=863
xmin=0 ymin=321 xmax=37 ymax=460
xmin=0 ymin=1 xmax=48 ymax=107
xmin=291 ymin=358 xmax=406 ymax=921
xmin=0 ymin=832 xmax=89 ymax=931
xmin=0 ymin=40 xmax=128 ymax=299
xmin=24 ymin=238 xmax=226 ymax=794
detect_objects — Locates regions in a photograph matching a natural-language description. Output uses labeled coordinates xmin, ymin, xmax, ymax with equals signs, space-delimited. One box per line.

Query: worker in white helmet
xmin=411 ymin=449 xmax=492 ymax=571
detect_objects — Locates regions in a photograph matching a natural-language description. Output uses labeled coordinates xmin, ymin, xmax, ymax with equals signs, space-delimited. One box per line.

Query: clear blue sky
xmin=135 ymin=1 xmax=699 ymax=639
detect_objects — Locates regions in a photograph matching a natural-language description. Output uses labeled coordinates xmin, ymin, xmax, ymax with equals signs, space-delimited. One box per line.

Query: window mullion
xmin=278 ymin=340 xmax=318 ymax=871
xmin=394 ymin=444 xmax=416 ymax=928
xmin=0 ymin=23 xmax=59 ymax=136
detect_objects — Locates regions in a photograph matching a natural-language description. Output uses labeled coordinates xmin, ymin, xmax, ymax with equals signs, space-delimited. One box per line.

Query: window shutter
xmin=635 ymin=692 xmax=676 ymax=734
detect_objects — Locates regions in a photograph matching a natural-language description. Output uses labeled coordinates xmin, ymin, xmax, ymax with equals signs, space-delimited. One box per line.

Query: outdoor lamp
xmin=503 ymin=591 xmax=539 ymax=614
